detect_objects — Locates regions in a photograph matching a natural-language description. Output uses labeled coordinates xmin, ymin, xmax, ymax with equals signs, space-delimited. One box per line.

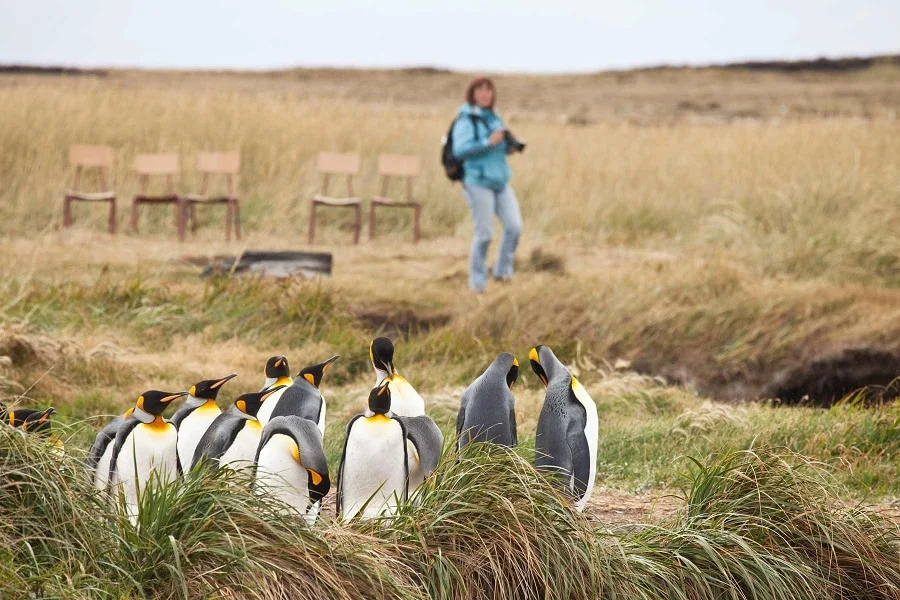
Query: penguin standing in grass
xmin=265 ymin=356 xmax=340 ymax=434
xmin=170 ymin=373 xmax=238 ymax=471
xmin=255 ymin=416 xmax=330 ymax=525
xmin=338 ymin=380 xmax=442 ymax=520
xmin=1 ymin=402 xmax=48 ymax=429
xmin=190 ymin=387 xmax=285 ymax=471
xmin=20 ymin=407 xmax=57 ymax=434
xmin=87 ymin=406 xmax=135 ymax=492
xmin=255 ymin=356 xmax=293 ymax=425
xmin=369 ymin=337 xmax=425 ymax=417
xmin=108 ymin=390 xmax=188 ymax=519
xmin=530 ymin=345 xmax=598 ymax=512
xmin=457 ymin=352 xmax=519 ymax=451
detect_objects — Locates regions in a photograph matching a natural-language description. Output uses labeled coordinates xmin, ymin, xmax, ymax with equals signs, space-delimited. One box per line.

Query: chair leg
xmin=176 ymin=198 xmax=185 ymax=242
xmin=131 ymin=197 xmax=139 ymax=233
xmin=63 ymin=195 xmax=73 ymax=229
xmin=225 ymin=202 xmax=232 ymax=242
xmin=109 ymin=198 xmax=117 ymax=234
xmin=413 ymin=204 xmax=421 ymax=243
xmin=308 ymin=202 xmax=317 ymax=244
xmin=353 ymin=205 xmax=361 ymax=245
xmin=233 ymin=201 xmax=242 ymax=241
xmin=369 ymin=203 xmax=376 ymax=240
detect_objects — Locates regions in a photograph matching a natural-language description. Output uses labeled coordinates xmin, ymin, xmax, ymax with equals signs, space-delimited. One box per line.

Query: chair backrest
xmin=317 ymin=152 xmax=360 ymax=175
xmin=68 ymin=145 xmax=114 ymax=191
xmin=378 ymin=154 xmax=421 ymax=178
xmin=196 ymin=152 xmax=240 ymax=174
xmin=134 ymin=153 xmax=179 ymax=175
xmin=316 ymin=152 xmax=360 ymax=197
xmin=377 ymin=154 xmax=421 ymax=200
xmin=69 ymin=145 xmax=113 ymax=168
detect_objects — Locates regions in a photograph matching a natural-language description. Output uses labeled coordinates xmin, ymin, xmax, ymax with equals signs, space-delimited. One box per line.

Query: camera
xmin=504 ymin=130 xmax=526 ymax=153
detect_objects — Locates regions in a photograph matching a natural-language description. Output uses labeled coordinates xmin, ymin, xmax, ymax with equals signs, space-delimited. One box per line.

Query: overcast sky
xmin=1 ymin=0 xmax=898 ymax=73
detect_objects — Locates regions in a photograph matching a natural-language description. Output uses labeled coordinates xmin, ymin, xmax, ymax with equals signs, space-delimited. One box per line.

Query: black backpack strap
xmin=469 ymin=114 xmax=481 ymax=141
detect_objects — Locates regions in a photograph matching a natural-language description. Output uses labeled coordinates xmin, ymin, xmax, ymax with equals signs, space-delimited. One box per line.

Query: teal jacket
xmin=451 ymin=104 xmax=511 ymax=190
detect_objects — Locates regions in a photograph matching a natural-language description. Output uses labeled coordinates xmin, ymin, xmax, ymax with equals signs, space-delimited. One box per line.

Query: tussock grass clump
xmin=383 ymin=443 xmax=600 ymax=599
xmin=2 ymin=429 xmax=899 ymax=599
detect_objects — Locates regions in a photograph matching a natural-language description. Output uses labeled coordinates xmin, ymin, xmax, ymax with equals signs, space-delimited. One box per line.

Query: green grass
xmin=2 ymin=430 xmax=898 ymax=599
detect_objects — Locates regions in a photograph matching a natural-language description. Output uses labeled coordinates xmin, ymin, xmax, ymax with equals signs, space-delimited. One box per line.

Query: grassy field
xmin=1 ymin=62 xmax=900 ymax=597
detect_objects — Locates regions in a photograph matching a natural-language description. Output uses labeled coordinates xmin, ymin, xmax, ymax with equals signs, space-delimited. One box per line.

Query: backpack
xmin=440 ymin=114 xmax=483 ymax=182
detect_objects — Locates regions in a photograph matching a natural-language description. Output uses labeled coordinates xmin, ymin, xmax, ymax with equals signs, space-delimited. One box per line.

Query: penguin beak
xmin=529 ymin=348 xmax=549 ymax=387
xmin=274 ymin=357 xmax=285 ymax=368
xmin=322 ymin=355 xmax=340 ymax=371
xmin=162 ymin=392 xmax=190 ymax=404
xmin=211 ymin=373 xmax=238 ymax=389
xmin=261 ymin=385 xmax=286 ymax=401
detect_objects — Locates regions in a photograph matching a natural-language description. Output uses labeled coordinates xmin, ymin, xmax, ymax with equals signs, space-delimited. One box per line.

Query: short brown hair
xmin=465 ymin=77 xmax=496 ymax=109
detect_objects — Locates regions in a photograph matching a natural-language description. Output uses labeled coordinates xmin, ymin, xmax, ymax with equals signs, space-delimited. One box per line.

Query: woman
xmin=451 ymin=77 xmax=523 ymax=293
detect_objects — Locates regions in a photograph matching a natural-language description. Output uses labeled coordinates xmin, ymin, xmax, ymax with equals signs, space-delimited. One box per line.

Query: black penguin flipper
xmin=107 ymin=417 xmax=143 ymax=483
xmin=456 ymin=386 xmax=471 ymax=441
xmin=567 ymin=402 xmax=591 ymax=500
xmin=397 ymin=415 xmax=443 ymax=478
xmin=336 ymin=414 xmax=365 ymax=517
xmin=509 ymin=404 xmax=518 ymax=448
xmin=191 ymin=414 xmax=244 ymax=469
xmin=86 ymin=415 xmax=125 ymax=472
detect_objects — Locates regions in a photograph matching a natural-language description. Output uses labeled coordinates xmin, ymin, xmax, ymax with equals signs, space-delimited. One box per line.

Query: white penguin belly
xmin=219 ymin=420 xmax=263 ymax=469
xmin=256 ymin=383 xmax=291 ymax=426
xmin=256 ymin=433 xmax=310 ymax=512
xmin=342 ymin=417 xmax=407 ymax=520
xmin=572 ymin=380 xmax=599 ymax=512
xmin=115 ymin=423 xmax=178 ymax=518
xmin=387 ymin=375 xmax=425 ymax=417
xmin=94 ymin=443 xmax=114 ymax=491
xmin=177 ymin=405 xmax=221 ymax=471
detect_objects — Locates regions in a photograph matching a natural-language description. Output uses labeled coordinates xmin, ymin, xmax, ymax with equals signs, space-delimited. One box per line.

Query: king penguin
xmin=87 ymin=405 xmax=135 ymax=492
xmin=457 ymin=352 xmax=519 ymax=451
xmin=254 ymin=415 xmax=331 ymax=525
xmin=338 ymin=380 xmax=442 ymax=520
xmin=369 ymin=337 xmax=425 ymax=417
xmin=20 ymin=407 xmax=57 ymax=434
xmin=264 ymin=355 xmax=340 ymax=434
xmin=169 ymin=373 xmax=237 ymax=472
xmin=255 ymin=356 xmax=294 ymax=425
xmin=190 ymin=386 xmax=285 ymax=471
xmin=530 ymin=345 xmax=598 ymax=512
xmin=108 ymin=390 xmax=188 ymax=520
xmin=1 ymin=402 xmax=48 ymax=429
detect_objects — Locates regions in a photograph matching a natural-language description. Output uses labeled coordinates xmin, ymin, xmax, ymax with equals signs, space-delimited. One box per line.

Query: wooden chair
xmin=309 ymin=152 xmax=362 ymax=245
xmin=370 ymin=154 xmax=422 ymax=243
xmin=183 ymin=152 xmax=241 ymax=241
xmin=63 ymin=145 xmax=117 ymax=233
xmin=130 ymin=153 xmax=184 ymax=241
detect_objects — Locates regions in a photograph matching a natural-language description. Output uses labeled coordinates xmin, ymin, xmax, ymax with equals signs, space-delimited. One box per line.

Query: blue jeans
xmin=462 ymin=183 xmax=523 ymax=292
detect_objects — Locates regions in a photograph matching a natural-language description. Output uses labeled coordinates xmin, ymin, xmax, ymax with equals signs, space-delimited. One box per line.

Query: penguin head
xmin=370 ymin=337 xmax=395 ymax=374
xmin=297 ymin=355 xmax=340 ymax=389
xmin=368 ymin=380 xmax=392 ymax=415
xmin=190 ymin=373 xmax=238 ymax=401
xmin=137 ymin=390 xmax=189 ymax=417
xmin=264 ymin=356 xmax=291 ymax=380
xmin=506 ymin=356 xmax=520 ymax=390
xmin=529 ymin=345 xmax=553 ymax=387
xmin=21 ymin=407 xmax=56 ymax=434
xmin=235 ymin=385 xmax=286 ymax=418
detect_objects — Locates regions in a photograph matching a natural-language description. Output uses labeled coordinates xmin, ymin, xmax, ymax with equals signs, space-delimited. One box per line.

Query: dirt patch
xmin=767 ymin=348 xmax=900 ymax=406
xmin=352 ymin=305 xmax=451 ymax=337
xmin=585 ymin=487 xmax=679 ymax=525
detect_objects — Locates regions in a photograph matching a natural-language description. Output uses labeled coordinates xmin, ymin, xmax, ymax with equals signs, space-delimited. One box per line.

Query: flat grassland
xmin=1 ymin=61 xmax=899 ymax=599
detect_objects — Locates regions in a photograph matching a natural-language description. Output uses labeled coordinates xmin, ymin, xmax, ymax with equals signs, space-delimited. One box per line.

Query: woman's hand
xmin=488 ymin=129 xmax=506 ymax=146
